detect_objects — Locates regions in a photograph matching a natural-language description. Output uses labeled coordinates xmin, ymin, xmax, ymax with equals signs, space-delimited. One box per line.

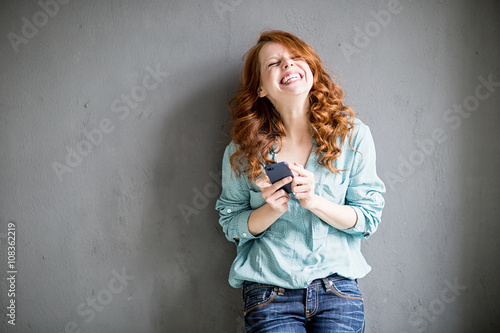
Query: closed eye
xmin=268 ymin=61 xmax=280 ymax=67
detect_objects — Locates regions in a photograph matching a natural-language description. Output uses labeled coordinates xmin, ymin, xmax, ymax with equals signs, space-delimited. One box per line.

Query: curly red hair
xmin=228 ymin=30 xmax=355 ymax=180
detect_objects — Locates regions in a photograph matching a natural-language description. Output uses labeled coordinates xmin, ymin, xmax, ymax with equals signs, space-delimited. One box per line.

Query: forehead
xmin=258 ymin=42 xmax=293 ymax=63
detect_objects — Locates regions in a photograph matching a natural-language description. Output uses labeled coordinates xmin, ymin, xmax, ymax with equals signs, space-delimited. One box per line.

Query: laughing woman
xmin=216 ymin=30 xmax=385 ymax=333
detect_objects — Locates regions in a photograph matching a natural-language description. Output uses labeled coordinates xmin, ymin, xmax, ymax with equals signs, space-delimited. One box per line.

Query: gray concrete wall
xmin=0 ymin=0 xmax=499 ymax=332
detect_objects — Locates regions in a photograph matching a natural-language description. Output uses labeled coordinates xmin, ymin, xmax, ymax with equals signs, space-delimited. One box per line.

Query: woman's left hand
xmin=288 ymin=163 xmax=317 ymax=209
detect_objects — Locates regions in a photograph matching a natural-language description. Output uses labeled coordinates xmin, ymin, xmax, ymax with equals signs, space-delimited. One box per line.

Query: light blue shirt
xmin=216 ymin=119 xmax=385 ymax=289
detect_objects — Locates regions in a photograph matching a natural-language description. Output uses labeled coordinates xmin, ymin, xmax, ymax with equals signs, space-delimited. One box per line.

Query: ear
xmin=258 ymin=86 xmax=267 ymax=98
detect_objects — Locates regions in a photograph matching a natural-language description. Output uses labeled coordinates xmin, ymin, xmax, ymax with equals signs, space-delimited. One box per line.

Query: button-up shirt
xmin=216 ymin=119 xmax=385 ymax=289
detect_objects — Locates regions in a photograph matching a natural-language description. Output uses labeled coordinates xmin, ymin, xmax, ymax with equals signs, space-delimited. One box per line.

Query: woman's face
xmin=257 ymin=42 xmax=314 ymax=104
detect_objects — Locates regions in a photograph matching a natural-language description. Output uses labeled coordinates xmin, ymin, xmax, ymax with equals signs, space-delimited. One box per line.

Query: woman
xmin=216 ymin=30 xmax=385 ymax=332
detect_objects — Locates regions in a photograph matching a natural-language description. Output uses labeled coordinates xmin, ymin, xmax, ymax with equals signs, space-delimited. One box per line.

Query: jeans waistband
xmin=243 ymin=273 xmax=353 ymax=293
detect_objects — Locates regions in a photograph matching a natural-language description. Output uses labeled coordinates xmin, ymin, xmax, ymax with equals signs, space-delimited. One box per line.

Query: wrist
xmin=265 ymin=202 xmax=287 ymax=218
xmin=248 ymin=203 xmax=285 ymax=236
xmin=301 ymin=193 xmax=321 ymax=210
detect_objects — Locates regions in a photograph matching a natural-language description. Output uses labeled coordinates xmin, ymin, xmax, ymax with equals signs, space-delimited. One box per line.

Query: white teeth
xmin=281 ymin=74 xmax=301 ymax=84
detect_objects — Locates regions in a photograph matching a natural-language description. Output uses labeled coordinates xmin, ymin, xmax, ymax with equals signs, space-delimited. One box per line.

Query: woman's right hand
xmin=255 ymin=175 xmax=293 ymax=215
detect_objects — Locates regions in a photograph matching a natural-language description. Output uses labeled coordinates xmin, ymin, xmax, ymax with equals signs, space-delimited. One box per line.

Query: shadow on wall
xmin=137 ymin=60 xmax=244 ymax=332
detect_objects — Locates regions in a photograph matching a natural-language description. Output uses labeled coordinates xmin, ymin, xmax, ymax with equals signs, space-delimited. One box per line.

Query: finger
xmin=275 ymin=196 xmax=289 ymax=206
xmin=269 ymin=176 xmax=293 ymax=192
xmin=293 ymin=176 xmax=314 ymax=190
xmin=292 ymin=175 xmax=311 ymax=187
xmin=288 ymin=165 xmax=311 ymax=180
xmin=291 ymin=182 xmax=303 ymax=193
xmin=267 ymin=187 xmax=288 ymax=200
xmin=288 ymin=165 xmax=300 ymax=177
xmin=293 ymin=192 xmax=312 ymax=201
xmin=265 ymin=191 xmax=289 ymax=209
xmin=293 ymin=183 xmax=311 ymax=194
xmin=255 ymin=175 xmax=271 ymax=189
xmin=261 ymin=173 xmax=270 ymax=183
xmin=288 ymin=163 xmax=303 ymax=175
xmin=290 ymin=163 xmax=315 ymax=177
xmin=272 ymin=191 xmax=290 ymax=204
xmin=262 ymin=184 xmax=289 ymax=200
xmin=256 ymin=172 xmax=270 ymax=183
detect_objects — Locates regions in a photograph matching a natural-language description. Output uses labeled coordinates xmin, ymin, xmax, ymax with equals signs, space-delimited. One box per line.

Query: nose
xmin=282 ymin=58 xmax=294 ymax=69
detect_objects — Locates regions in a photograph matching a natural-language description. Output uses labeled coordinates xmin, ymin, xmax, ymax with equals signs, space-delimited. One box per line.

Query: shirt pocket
xmin=318 ymin=171 xmax=349 ymax=204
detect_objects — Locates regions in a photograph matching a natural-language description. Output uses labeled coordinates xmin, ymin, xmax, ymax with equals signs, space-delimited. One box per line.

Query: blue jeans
xmin=242 ymin=274 xmax=365 ymax=332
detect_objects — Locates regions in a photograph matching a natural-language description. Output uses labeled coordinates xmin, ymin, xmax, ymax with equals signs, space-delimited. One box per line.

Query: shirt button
xmin=242 ymin=233 xmax=247 ymax=237
xmin=227 ymin=209 xmax=232 ymax=213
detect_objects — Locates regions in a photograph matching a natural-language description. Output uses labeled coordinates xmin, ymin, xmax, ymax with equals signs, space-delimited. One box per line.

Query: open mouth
xmin=280 ymin=73 xmax=303 ymax=85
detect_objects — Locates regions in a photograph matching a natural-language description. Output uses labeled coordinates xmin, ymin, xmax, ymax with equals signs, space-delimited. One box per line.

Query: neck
xmin=273 ymin=96 xmax=312 ymax=143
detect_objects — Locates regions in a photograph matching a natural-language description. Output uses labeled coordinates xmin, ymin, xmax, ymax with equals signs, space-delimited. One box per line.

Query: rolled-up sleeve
xmin=342 ymin=122 xmax=385 ymax=239
xmin=215 ymin=143 xmax=265 ymax=246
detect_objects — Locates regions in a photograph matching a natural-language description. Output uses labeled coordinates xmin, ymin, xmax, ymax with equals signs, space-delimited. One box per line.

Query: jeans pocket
xmin=328 ymin=277 xmax=363 ymax=301
xmin=243 ymin=283 xmax=278 ymax=316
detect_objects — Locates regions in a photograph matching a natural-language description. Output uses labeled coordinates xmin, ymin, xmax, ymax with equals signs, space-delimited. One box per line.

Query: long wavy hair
xmin=228 ymin=30 xmax=355 ymax=180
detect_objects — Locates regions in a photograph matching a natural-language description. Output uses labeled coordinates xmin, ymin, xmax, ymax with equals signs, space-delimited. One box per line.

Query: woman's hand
xmin=248 ymin=175 xmax=292 ymax=236
xmin=288 ymin=163 xmax=317 ymax=209
xmin=255 ymin=174 xmax=292 ymax=215
xmin=288 ymin=163 xmax=358 ymax=229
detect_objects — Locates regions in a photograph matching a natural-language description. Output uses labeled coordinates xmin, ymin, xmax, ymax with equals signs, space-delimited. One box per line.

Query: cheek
xmin=305 ymin=67 xmax=314 ymax=79
xmin=305 ymin=69 xmax=315 ymax=86
xmin=262 ymin=71 xmax=277 ymax=86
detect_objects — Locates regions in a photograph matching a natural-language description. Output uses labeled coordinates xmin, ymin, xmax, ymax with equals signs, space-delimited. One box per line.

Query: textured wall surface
xmin=1 ymin=0 xmax=499 ymax=332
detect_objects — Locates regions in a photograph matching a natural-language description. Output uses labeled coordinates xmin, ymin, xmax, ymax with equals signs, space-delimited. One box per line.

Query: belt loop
xmin=278 ymin=287 xmax=285 ymax=296
xmin=322 ymin=278 xmax=332 ymax=292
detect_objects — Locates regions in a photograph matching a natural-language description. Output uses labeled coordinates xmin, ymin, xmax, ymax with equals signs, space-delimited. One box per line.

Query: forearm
xmin=304 ymin=194 xmax=358 ymax=230
xmin=247 ymin=203 xmax=284 ymax=236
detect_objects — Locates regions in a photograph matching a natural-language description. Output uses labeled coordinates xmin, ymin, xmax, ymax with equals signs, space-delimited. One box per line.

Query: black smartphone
xmin=264 ymin=161 xmax=294 ymax=194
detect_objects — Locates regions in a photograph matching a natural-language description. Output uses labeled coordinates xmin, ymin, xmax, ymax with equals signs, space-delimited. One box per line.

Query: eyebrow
xmin=263 ymin=50 xmax=297 ymax=63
